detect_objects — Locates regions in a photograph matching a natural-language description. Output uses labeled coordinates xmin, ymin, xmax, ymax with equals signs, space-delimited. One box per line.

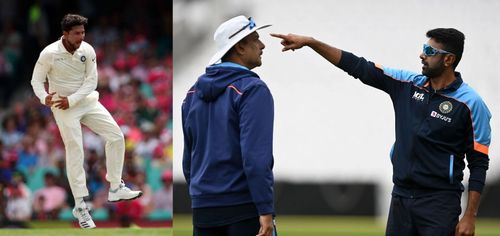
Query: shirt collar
xmin=424 ymin=72 xmax=463 ymax=92
xmin=446 ymin=72 xmax=463 ymax=91
xmin=58 ymin=36 xmax=67 ymax=52
xmin=211 ymin=62 xmax=249 ymax=70
xmin=58 ymin=36 xmax=81 ymax=54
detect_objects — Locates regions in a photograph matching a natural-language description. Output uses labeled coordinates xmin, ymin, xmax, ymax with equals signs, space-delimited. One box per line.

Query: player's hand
xmin=455 ymin=214 xmax=475 ymax=236
xmin=270 ymin=33 xmax=312 ymax=52
xmin=54 ymin=96 xmax=70 ymax=110
xmin=45 ymin=92 xmax=56 ymax=107
xmin=256 ymin=214 xmax=273 ymax=236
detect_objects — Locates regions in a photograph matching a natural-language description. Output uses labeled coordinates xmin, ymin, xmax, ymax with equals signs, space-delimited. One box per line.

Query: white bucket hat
xmin=208 ymin=15 xmax=271 ymax=65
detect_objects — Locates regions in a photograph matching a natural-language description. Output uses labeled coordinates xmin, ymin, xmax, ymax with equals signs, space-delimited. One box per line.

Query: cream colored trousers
xmin=51 ymin=91 xmax=124 ymax=198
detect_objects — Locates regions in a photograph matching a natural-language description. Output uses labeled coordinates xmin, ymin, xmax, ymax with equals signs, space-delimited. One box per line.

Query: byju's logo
xmin=412 ymin=91 xmax=425 ymax=102
xmin=431 ymin=111 xmax=452 ymax=123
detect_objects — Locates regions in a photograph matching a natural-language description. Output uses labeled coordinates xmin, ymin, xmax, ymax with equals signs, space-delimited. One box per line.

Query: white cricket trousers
xmin=51 ymin=91 xmax=124 ymax=198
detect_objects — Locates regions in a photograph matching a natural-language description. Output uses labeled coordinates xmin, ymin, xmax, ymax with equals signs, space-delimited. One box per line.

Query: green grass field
xmin=1 ymin=216 xmax=499 ymax=236
xmin=0 ymin=228 xmax=171 ymax=236
xmin=173 ymin=215 xmax=500 ymax=236
xmin=0 ymin=221 xmax=172 ymax=236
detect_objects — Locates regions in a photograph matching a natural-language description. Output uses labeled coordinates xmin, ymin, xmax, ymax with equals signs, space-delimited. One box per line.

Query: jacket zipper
xmin=449 ymin=155 xmax=454 ymax=184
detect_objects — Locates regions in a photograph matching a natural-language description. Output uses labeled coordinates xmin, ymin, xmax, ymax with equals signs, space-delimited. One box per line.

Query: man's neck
xmin=216 ymin=61 xmax=249 ymax=70
xmin=429 ymin=69 xmax=456 ymax=91
xmin=223 ymin=57 xmax=253 ymax=70
xmin=62 ymin=38 xmax=76 ymax=54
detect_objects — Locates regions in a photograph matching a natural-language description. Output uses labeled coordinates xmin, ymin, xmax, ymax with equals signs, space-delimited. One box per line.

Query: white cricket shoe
xmin=108 ymin=181 xmax=143 ymax=202
xmin=72 ymin=206 xmax=96 ymax=229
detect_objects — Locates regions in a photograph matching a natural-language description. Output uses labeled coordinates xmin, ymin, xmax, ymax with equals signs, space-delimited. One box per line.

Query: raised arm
xmin=271 ymin=33 xmax=414 ymax=97
xmin=271 ymin=33 xmax=342 ymax=66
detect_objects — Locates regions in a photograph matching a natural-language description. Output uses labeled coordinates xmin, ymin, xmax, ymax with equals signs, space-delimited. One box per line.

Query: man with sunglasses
xmin=272 ymin=28 xmax=491 ymax=236
xmin=182 ymin=15 xmax=276 ymax=236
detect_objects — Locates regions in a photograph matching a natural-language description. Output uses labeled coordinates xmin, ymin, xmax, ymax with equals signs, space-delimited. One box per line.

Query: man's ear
xmin=234 ymin=41 xmax=246 ymax=56
xmin=444 ymin=54 xmax=456 ymax=68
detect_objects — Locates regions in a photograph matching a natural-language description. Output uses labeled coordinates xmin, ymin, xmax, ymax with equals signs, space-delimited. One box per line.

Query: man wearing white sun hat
xmin=182 ymin=15 xmax=276 ymax=236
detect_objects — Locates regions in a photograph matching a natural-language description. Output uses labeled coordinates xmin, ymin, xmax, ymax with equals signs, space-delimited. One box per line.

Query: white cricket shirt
xmin=31 ymin=37 xmax=97 ymax=107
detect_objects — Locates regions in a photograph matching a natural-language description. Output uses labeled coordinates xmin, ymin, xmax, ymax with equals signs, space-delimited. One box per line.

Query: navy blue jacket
xmin=338 ymin=51 xmax=491 ymax=197
xmin=182 ymin=63 xmax=274 ymax=215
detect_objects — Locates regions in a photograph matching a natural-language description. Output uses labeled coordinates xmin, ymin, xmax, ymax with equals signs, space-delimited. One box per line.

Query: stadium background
xmin=0 ymin=0 xmax=172 ymax=230
xmin=173 ymin=0 xmax=500 ymax=234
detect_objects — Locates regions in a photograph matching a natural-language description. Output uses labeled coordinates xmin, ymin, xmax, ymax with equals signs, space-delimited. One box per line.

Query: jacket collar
xmin=425 ymin=72 xmax=463 ymax=93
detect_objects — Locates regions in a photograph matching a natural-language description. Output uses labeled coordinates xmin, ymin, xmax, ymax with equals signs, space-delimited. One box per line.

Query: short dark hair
xmin=221 ymin=34 xmax=252 ymax=62
xmin=61 ymin=14 xmax=88 ymax=32
xmin=426 ymin=28 xmax=465 ymax=68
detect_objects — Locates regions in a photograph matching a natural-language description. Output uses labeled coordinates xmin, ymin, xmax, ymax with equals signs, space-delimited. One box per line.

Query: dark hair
xmin=61 ymin=14 xmax=88 ymax=32
xmin=426 ymin=28 xmax=465 ymax=68
xmin=221 ymin=34 xmax=252 ymax=62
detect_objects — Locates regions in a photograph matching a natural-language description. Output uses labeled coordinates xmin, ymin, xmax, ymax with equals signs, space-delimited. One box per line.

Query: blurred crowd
xmin=0 ymin=0 xmax=172 ymax=228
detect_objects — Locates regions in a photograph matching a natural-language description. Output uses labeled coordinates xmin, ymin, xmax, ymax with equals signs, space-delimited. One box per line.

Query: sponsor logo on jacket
xmin=431 ymin=110 xmax=452 ymax=123
xmin=412 ymin=91 xmax=425 ymax=102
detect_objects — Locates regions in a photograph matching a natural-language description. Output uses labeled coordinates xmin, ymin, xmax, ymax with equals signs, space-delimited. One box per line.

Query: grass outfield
xmin=0 ymin=221 xmax=171 ymax=236
xmin=174 ymin=214 xmax=500 ymax=236
xmin=0 ymin=228 xmax=171 ymax=236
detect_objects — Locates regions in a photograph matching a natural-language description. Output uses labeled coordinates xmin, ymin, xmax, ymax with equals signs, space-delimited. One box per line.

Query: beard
xmin=422 ymin=59 xmax=445 ymax=78
xmin=63 ymin=38 xmax=81 ymax=53
xmin=255 ymin=56 xmax=262 ymax=67
xmin=69 ymin=41 xmax=82 ymax=50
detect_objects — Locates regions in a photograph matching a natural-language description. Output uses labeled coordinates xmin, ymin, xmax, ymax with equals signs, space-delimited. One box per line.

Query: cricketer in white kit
xmin=31 ymin=14 xmax=142 ymax=229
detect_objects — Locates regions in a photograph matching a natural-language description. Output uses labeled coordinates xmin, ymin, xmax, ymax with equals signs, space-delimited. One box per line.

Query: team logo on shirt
xmin=80 ymin=55 xmax=86 ymax=62
xmin=439 ymin=101 xmax=453 ymax=114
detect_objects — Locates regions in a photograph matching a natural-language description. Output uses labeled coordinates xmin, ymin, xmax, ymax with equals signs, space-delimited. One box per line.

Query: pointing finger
xmin=270 ymin=33 xmax=285 ymax=39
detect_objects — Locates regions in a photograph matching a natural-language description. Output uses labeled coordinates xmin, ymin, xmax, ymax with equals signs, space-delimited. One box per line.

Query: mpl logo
xmin=431 ymin=111 xmax=452 ymax=123
xmin=412 ymin=91 xmax=425 ymax=102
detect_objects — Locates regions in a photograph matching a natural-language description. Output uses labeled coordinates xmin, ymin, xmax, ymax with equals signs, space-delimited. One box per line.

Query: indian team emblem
xmin=80 ymin=55 xmax=86 ymax=62
xmin=439 ymin=101 xmax=453 ymax=114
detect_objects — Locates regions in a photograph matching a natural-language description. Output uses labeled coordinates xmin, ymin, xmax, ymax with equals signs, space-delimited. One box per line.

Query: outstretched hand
xmin=270 ymin=33 xmax=312 ymax=52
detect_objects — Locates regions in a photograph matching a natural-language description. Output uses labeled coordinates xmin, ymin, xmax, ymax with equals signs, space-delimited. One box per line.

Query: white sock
xmin=110 ymin=182 xmax=121 ymax=190
xmin=75 ymin=197 xmax=86 ymax=208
